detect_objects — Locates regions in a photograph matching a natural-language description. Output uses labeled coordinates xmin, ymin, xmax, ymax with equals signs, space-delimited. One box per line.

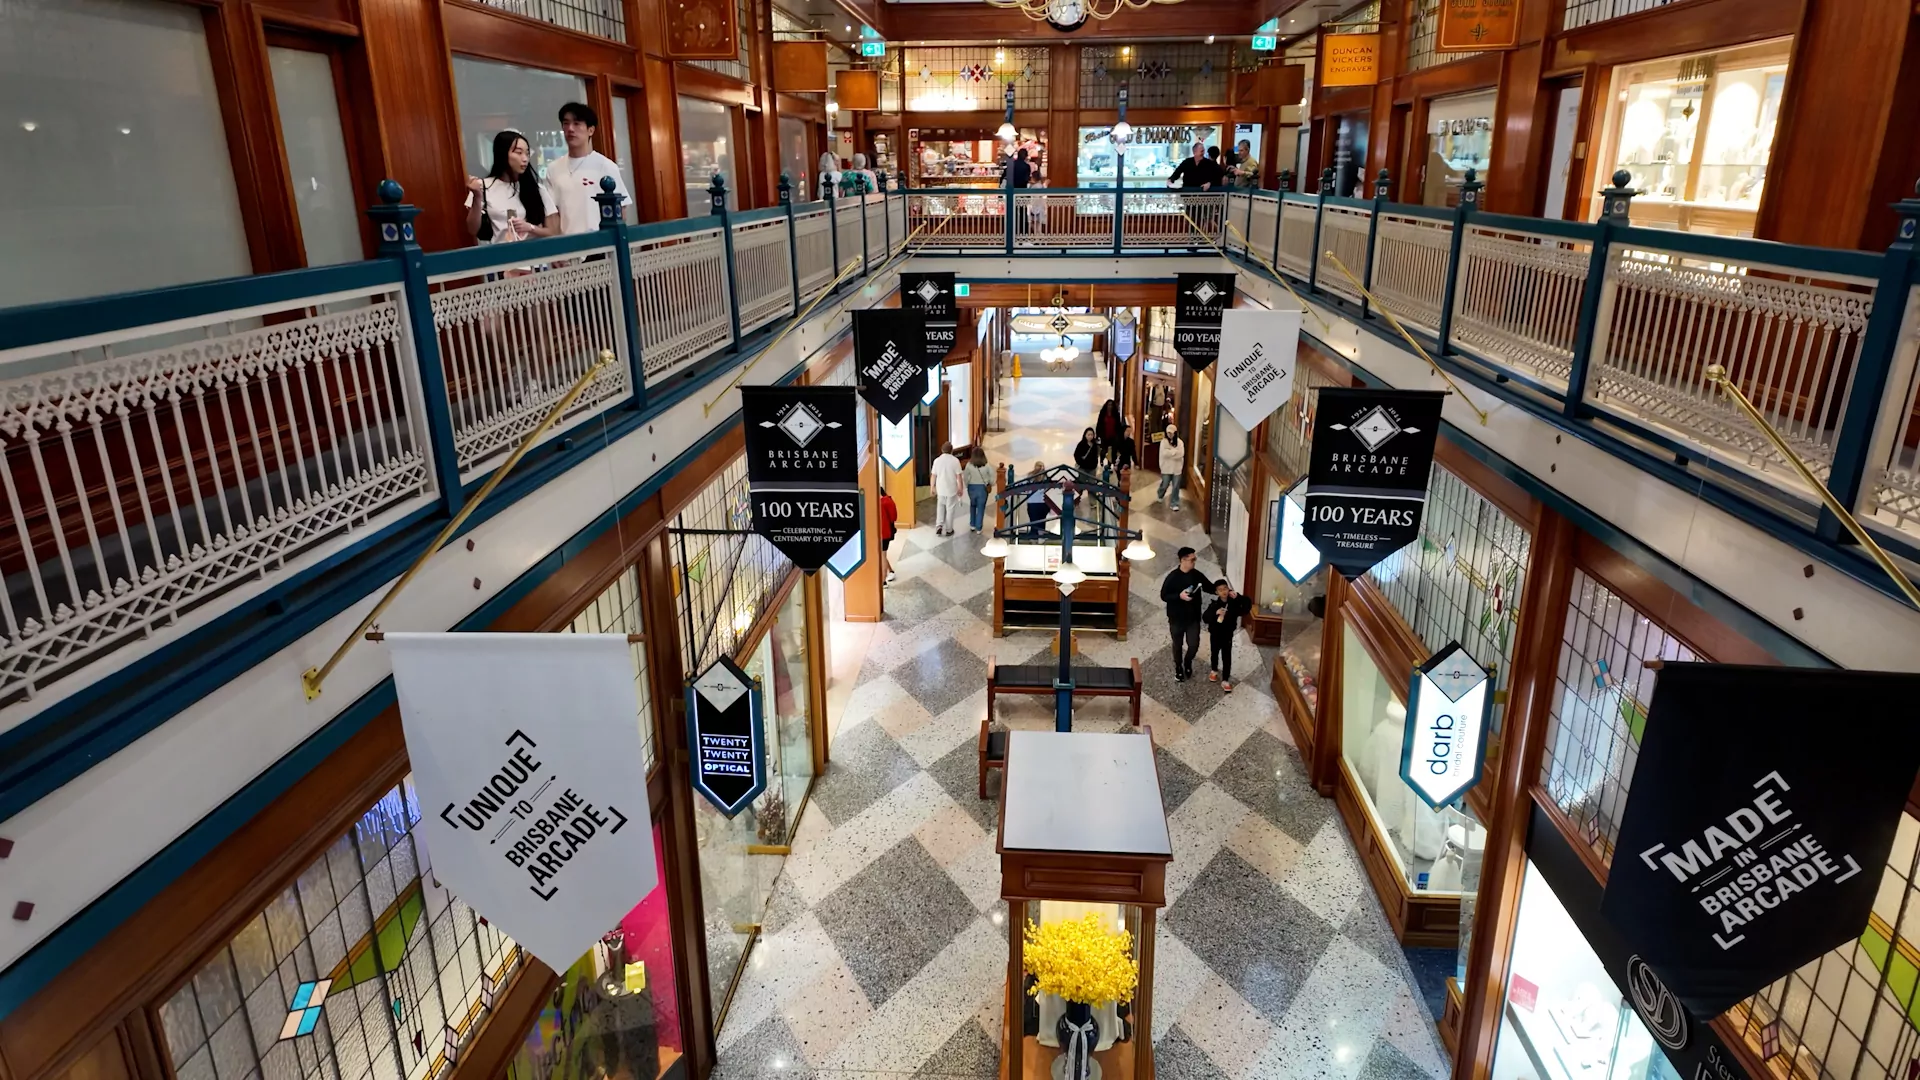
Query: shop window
xmin=564 ymin=566 xmax=657 ymax=773
xmin=450 ymin=57 xmax=585 ymax=183
xmin=1536 ymin=570 xmax=1695 ymax=869
xmin=267 ymin=45 xmax=365 ymax=266
xmin=1492 ymin=861 xmax=1685 ymax=1079
xmin=157 ymin=780 xmax=523 ymax=1080
xmin=1417 ymin=90 xmax=1495 ymax=208
xmin=608 ymin=94 xmax=640 ymax=225
xmin=1 ymin=0 xmax=254 ymax=306
xmin=911 ymin=127 xmax=1045 ymax=189
xmin=1254 ymin=370 xmax=1341 ymax=716
xmin=677 ymin=96 xmax=738 ymax=217
xmin=1079 ymin=43 xmax=1232 ymax=110
xmin=902 ymin=46 xmax=1049 ymax=112
xmin=1562 ymin=0 xmax=1678 ymax=31
xmin=778 ymin=115 xmax=810 ymax=206
xmin=1594 ymin=40 xmax=1790 ymax=236
xmin=671 ymin=457 xmax=791 ymax=673
xmin=1076 ymin=123 xmax=1222 ymax=191
xmin=468 ymin=0 xmax=627 ymax=43
xmin=501 ymin=822 xmax=685 ymax=1080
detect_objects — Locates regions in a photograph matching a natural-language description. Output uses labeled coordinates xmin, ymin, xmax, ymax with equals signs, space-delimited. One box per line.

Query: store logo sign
xmin=1398 ymin=641 xmax=1492 ymax=810
xmin=1627 ymin=955 xmax=1689 ymax=1051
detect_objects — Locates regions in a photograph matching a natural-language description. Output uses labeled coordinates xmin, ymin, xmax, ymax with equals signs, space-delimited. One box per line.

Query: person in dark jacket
xmin=1168 ymin=142 xmax=1209 ymax=189
xmin=1005 ymin=146 xmax=1034 ymax=188
xmin=1107 ymin=420 xmax=1137 ymax=473
xmin=1094 ymin=399 xmax=1123 ymax=455
xmin=1073 ymin=427 xmax=1100 ymax=473
xmin=1160 ymin=547 xmax=1210 ymax=681
xmin=1204 ymin=579 xmax=1255 ymax=691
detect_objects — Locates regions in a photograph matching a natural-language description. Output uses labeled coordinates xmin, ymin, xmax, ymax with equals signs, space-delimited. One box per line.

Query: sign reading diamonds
xmin=900 ymin=272 xmax=957 ymax=366
xmin=1399 ymin=642 xmax=1493 ymax=810
xmin=1174 ymin=272 xmax=1235 ymax=370
xmin=742 ymin=386 xmax=863 ymax=571
xmin=687 ymin=658 xmax=766 ymax=817
xmin=1302 ymin=387 xmax=1444 ymax=578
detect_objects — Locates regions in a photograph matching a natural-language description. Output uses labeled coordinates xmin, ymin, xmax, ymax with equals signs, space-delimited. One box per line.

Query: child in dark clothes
xmin=1204 ymin=579 xmax=1254 ymax=691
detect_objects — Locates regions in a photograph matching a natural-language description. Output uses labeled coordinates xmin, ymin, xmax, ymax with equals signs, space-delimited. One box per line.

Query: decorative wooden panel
xmin=835 ymin=69 xmax=880 ymax=111
xmin=660 ymin=0 xmax=738 ymax=60
xmin=771 ymin=41 xmax=827 ymax=92
xmin=1255 ymin=63 xmax=1306 ymax=107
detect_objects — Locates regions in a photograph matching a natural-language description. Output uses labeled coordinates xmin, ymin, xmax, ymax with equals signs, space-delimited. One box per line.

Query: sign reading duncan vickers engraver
xmin=1399 ymin=642 xmax=1492 ymax=810
xmin=687 ymin=657 xmax=768 ymax=817
xmin=1600 ymin=664 xmax=1920 ymax=1018
xmin=387 ymin=634 xmax=658 ymax=969
xmin=900 ymin=272 xmax=957 ymax=366
xmin=742 ymin=386 xmax=863 ymax=571
xmin=1302 ymin=388 xmax=1444 ymax=578
xmin=1173 ymin=273 xmax=1236 ymax=370
xmin=854 ymin=308 xmax=929 ymax=424
xmin=1214 ymin=309 xmax=1302 ymax=429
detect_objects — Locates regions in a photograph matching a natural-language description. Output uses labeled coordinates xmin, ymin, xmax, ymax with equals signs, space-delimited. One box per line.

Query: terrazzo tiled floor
xmin=710 ymin=378 xmax=1452 ymax=1079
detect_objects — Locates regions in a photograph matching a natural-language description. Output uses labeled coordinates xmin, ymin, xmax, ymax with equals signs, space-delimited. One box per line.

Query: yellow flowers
xmin=1022 ymin=913 xmax=1139 ymax=1006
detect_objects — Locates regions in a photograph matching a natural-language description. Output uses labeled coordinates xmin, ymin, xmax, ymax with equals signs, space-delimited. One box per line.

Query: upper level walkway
xmin=3 ymin=170 xmax=1920 ymax=1004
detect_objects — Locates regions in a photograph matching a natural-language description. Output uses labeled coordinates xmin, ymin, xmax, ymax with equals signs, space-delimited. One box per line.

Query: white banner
xmin=1214 ymin=309 xmax=1302 ymax=429
xmin=388 ymin=633 xmax=658 ymax=970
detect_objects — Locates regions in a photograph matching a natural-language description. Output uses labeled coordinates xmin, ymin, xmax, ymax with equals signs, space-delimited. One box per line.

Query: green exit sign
xmin=860 ymin=40 xmax=886 ymax=56
xmin=955 ymin=283 xmax=971 ymax=297
xmin=1251 ymin=34 xmax=1277 ymax=51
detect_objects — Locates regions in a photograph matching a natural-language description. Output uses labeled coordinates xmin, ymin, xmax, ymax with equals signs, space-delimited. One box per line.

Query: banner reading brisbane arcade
xmin=854 ymin=308 xmax=930 ymax=424
xmin=1600 ymin=664 xmax=1920 ymax=1018
xmin=1173 ymin=272 xmax=1236 ymax=370
xmin=741 ymin=385 xmax=862 ymax=571
xmin=900 ymin=272 xmax=958 ymax=367
xmin=1301 ymin=388 xmax=1444 ymax=578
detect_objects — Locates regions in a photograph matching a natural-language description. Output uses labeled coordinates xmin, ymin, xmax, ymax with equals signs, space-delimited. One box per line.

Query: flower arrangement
xmin=1022 ymin=913 xmax=1139 ymax=1005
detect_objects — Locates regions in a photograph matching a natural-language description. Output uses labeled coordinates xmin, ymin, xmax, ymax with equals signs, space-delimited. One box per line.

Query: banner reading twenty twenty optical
xmin=388 ymin=633 xmax=659 ymax=969
xmin=1302 ymin=388 xmax=1444 ymax=578
xmin=1214 ymin=309 xmax=1301 ymax=429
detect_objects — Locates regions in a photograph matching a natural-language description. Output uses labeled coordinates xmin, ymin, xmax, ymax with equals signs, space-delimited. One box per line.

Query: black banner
xmin=1600 ymin=664 xmax=1920 ymax=1018
xmin=686 ymin=658 xmax=767 ymax=817
xmin=742 ymin=386 xmax=859 ymax=485
xmin=1174 ymin=272 xmax=1235 ymax=370
xmin=854 ymin=309 xmax=928 ymax=424
xmin=1302 ymin=388 xmax=1443 ymax=578
xmin=900 ymin=272 xmax=957 ymax=367
xmin=748 ymin=488 xmax=863 ymax=572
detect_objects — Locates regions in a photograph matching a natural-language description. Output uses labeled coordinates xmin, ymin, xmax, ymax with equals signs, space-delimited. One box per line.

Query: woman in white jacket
xmin=1156 ymin=424 xmax=1187 ymax=511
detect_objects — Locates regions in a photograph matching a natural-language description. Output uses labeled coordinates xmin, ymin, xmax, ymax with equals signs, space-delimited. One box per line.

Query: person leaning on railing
xmin=464 ymin=130 xmax=556 ymax=243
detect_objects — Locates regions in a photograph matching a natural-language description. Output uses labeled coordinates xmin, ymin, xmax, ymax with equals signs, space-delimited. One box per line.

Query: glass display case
xmin=1420 ymin=90 xmax=1496 ymax=207
xmin=1256 ymin=477 xmax=1327 ymax=720
xmin=1492 ymin=862 xmax=1685 ymax=1080
xmin=1077 ymin=123 xmax=1224 ymax=189
xmin=909 ymin=127 xmax=1046 ymax=187
xmin=1595 ymin=40 xmax=1790 ymax=236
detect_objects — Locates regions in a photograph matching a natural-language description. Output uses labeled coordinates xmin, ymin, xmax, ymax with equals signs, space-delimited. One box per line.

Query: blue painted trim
xmin=1378 ymin=202 xmax=1455 ymax=223
xmin=0 ymin=261 xmax=403 ymax=351
xmin=416 ymin=230 xmax=614 ymax=277
xmin=1610 ymin=225 xmax=1884 ymax=279
xmin=731 ymin=205 xmax=789 ymax=225
xmin=1324 ymin=195 xmax=1373 ymax=210
xmin=792 ymin=198 xmax=830 ymax=215
xmin=626 ymin=215 xmax=720 ymax=242
xmin=1466 ymin=212 xmax=1598 ymax=241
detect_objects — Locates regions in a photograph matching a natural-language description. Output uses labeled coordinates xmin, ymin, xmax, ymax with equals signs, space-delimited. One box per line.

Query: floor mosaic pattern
xmin=711 ymin=378 xmax=1453 ymax=1079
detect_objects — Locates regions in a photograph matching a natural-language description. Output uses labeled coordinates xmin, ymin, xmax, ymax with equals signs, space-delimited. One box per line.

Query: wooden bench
xmin=986 ymin=656 xmax=1142 ymax=727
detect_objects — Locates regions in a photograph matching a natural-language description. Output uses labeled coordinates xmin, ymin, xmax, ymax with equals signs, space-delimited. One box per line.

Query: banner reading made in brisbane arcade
xmin=1173 ymin=272 xmax=1236 ymax=370
xmin=854 ymin=308 xmax=929 ymax=424
xmin=900 ymin=271 xmax=958 ymax=366
xmin=1601 ymin=664 xmax=1920 ymax=1021
xmin=1301 ymin=387 xmax=1444 ymax=578
xmin=742 ymin=385 xmax=862 ymax=571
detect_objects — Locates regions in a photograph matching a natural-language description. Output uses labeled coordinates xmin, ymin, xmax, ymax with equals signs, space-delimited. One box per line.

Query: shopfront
xmin=1590 ymin=39 xmax=1791 ymax=237
xmin=1077 ymin=124 xmax=1224 ymax=189
xmin=1417 ymin=90 xmax=1496 ymax=208
xmin=909 ymin=127 xmax=1046 ymax=188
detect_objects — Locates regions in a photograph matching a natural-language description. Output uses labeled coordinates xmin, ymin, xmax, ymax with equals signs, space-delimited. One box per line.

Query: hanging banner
xmin=1321 ymin=34 xmax=1381 ymax=87
xmin=742 ymin=385 xmax=862 ymax=571
xmin=1173 ymin=273 xmax=1235 ymax=370
xmin=1399 ymin=642 xmax=1493 ymax=810
xmin=880 ymin=415 xmax=914 ymax=471
xmin=1599 ymin=664 xmax=1920 ymax=1018
xmin=923 ymin=363 xmax=944 ymax=407
xmin=1113 ymin=314 xmax=1137 ymax=361
xmin=1302 ymin=388 xmax=1443 ymax=578
xmin=827 ymin=530 xmax=866 ymax=579
xmin=1438 ymin=0 xmax=1520 ymax=51
xmin=387 ymin=634 xmax=658 ymax=969
xmin=1214 ymin=309 xmax=1301 ymax=429
xmin=854 ymin=308 xmax=929 ymax=424
xmin=1272 ymin=476 xmax=1321 ymax=583
xmin=900 ymin=272 xmax=957 ymax=366
xmin=687 ymin=657 xmax=768 ymax=817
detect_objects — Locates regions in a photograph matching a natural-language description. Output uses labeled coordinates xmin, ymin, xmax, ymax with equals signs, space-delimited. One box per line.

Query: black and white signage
xmin=742 ymin=386 xmax=862 ymax=571
xmin=1398 ymin=642 xmax=1492 ymax=810
xmin=1173 ymin=272 xmax=1236 ymax=370
xmin=686 ymin=657 xmax=768 ymax=817
xmin=387 ymin=634 xmax=658 ymax=968
xmin=1214 ymin=310 xmax=1301 ymax=429
xmin=900 ymin=272 xmax=957 ymax=366
xmin=880 ymin=415 xmax=913 ymax=470
xmin=1112 ymin=313 xmax=1137 ymax=361
xmin=1601 ymin=664 xmax=1920 ymax=1018
xmin=854 ymin=309 xmax=929 ymax=424
xmin=1302 ymin=388 xmax=1444 ymax=578
xmin=1272 ymin=477 xmax=1322 ymax=583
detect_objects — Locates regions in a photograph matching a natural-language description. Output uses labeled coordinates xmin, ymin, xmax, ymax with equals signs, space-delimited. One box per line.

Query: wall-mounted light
xmin=1121 ymin=45 xmax=1131 ymax=57
xmin=995 ymin=48 xmax=1006 ymax=64
xmin=827 ymin=101 xmax=840 ymax=115
xmin=1204 ymin=34 xmax=1214 ymax=43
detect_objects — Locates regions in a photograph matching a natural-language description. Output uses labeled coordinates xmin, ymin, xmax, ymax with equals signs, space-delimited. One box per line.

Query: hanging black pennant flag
xmin=1174 ymin=272 xmax=1236 ymax=370
xmin=686 ymin=657 xmax=768 ymax=817
xmin=854 ymin=309 xmax=929 ymax=424
xmin=1600 ymin=664 xmax=1920 ymax=1019
xmin=1302 ymin=388 xmax=1444 ymax=578
xmin=900 ymin=272 xmax=957 ymax=368
xmin=741 ymin=386 xmax=862 ymax=571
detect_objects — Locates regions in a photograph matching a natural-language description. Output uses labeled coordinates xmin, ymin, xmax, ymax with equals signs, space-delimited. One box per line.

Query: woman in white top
xmin=817 ymin=152 xmax=841 ymax=200
xmin=464 ymin=130 xmax=556 ymax=243
xmin=1156 ymin=423 xmax=1187 ymax=511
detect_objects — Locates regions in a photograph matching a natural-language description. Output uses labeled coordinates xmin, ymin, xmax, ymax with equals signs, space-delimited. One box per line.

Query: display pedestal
xmin=997 ymin=1000 xmax=1137 ymax=1080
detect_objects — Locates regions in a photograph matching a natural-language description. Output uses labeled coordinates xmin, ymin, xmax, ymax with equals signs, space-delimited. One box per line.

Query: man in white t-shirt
xmin=929 ymin=441 xmax=963 ymax=537
xmin=545 ymin=102 xmax=631 ymax=235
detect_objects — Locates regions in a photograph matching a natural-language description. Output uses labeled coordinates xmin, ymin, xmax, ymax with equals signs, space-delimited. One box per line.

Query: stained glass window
xmin=1079 ymin=43 xmax=1233 ymax=109
xmin=157 ymin=780 xmax=522 ymax=1080
xmin=672 ymin=456 xmax=793 ymax=673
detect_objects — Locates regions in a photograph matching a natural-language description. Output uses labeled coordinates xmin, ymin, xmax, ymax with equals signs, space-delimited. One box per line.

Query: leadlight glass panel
xmin=901 ymin=47 xmax=1048 ymax=111
xmin=671 ymin=456 xmax=793 ymax=674
xmin=564 ymin=566 xmax=656 ymax=773
xmin=1404 ymin=0 xmax=1482 ymax=72
xmin=157 ymin=781 xmax=521 ymax=1080
xmin=1266 ymin=366 xmax=1339 ymax=479
xmin=819 ymin=353 xmax=869 ymax=459
xmin=1079 ymin=43 xmax=1233 ymax=109
xmin=1561 ymin=0 xmax=1677 ymax=30
xmin=1536 ymin=570 xmax=1695 ymax=869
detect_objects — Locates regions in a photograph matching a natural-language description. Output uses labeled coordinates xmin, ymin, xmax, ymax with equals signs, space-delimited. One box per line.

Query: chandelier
xmin=983 ymin=0 xmax=1182 ymax=31
xmin=1009 ymin=291 xmax=1110 ymax=335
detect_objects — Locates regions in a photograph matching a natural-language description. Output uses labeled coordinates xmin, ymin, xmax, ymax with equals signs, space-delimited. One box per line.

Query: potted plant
xmin=1022 ymin=912 xmax=1140 ymax=1080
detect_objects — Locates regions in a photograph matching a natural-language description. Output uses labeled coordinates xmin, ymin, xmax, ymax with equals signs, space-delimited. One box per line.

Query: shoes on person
xmin=1208 ymin=670 xmax=1219 ymax=682
xmin=1174 ymin=670 xmax=1188 ymax=682
xmin=886 ymin=571 xmax=898 ymax=583
xmin=1222 ymin=681 xmax=1234 ymax=693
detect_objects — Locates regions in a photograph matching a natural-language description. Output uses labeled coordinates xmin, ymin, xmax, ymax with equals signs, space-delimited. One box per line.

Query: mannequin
xmin=1367 ymin=701 xmax=1406 ymax=829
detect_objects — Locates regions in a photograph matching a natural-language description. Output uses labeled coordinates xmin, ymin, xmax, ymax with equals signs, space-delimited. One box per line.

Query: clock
xmin=1044 ymin=0 xmax=1087 ymax=31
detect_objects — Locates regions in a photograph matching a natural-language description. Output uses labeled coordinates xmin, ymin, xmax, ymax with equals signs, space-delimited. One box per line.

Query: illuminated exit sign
xmin=955 ymin=283 xmax=971 ymax=297
xmin=1251 ymin=34 xmax=1278 ymax=51
xmin=860 ymin=40 xmax=886 ymax=57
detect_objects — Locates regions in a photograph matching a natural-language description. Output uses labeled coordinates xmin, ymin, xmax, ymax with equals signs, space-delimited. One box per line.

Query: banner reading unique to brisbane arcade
xmin=741 ymin=385 xmax=862 ymax=571
xmin=1301 ymin=387 xmax=1444 ymax=578
xmin=1600 ymin=664 xmax=1920 ymax=1019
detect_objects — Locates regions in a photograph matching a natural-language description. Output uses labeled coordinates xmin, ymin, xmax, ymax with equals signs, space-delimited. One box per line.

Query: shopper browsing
xmin=964 ymin=448 xmax=994 ymax=533
xmin=1073 ymin=428 xmax=1100 ymax=474
xmin=1156 ymin=424 xmax=1186 ymax=510
xmin=546 ymin=102 xmax=631 ymax=235
xmin=1160 ymin=547 xmax=1210 ymax=681
xmin=879 ymin=488 xmax=899 ymax=584
xmin=1023 ymin=462 xmax=1056 ymax=538
xmin=930 ymin=442 xmax=964 ymax=536
xmin=1204 ymin=579 xmax=1254 ymax=691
